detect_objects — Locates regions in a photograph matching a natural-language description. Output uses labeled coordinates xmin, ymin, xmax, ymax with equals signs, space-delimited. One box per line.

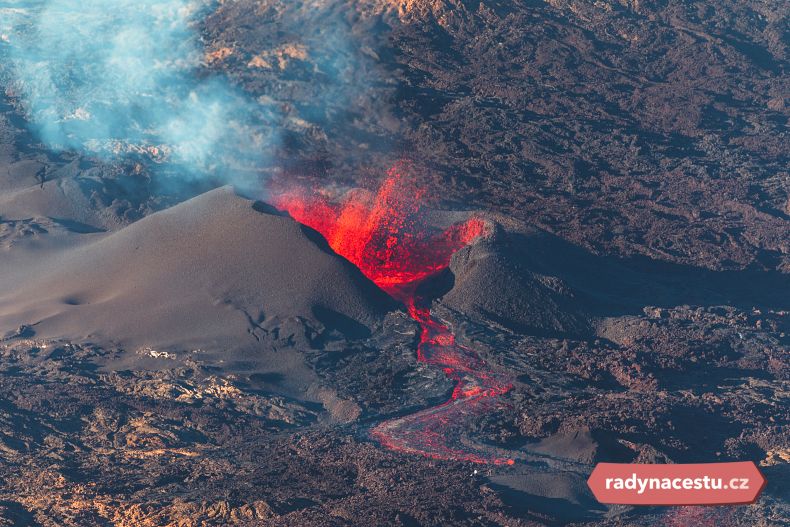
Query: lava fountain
xmin=273 ymin=165 xmax=514 ymax=465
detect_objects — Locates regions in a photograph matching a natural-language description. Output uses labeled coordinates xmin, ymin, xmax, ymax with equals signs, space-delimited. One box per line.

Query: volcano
xmin=0 ymin=0 xmax=786 ymax=526
xmin=274 ymin=165 xmax=519 ymax=464
xmin=0 ymin=188 xmax=396 ymax=354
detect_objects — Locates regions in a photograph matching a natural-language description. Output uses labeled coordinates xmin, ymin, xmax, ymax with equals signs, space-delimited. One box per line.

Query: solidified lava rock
xmin=0 ymin=0 xmax=787 ymax=526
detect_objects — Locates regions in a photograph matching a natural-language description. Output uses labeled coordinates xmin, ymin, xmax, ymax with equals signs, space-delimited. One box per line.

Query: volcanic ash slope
xmin=441 ymin=228 xmax=592 ymax=338
xmin=0 ymin=187 xmax=396 ymax=353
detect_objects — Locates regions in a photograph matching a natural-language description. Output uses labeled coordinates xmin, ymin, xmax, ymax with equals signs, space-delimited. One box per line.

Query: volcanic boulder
xmin=0 ymin=187 xmax=396 ymax=352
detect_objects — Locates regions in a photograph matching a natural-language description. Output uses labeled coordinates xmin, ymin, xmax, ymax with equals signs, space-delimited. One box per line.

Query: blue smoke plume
xmin=0 ymin=0 xmax=281 ymax=186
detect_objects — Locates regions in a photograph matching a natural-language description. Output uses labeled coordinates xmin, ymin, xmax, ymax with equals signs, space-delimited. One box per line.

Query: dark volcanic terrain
xmin=0 ymin=1 xmax=788 ymax=526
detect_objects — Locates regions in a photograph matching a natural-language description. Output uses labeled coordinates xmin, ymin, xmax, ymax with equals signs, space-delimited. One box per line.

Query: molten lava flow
xmin=273 ymin=165 xmax=514 ymax=465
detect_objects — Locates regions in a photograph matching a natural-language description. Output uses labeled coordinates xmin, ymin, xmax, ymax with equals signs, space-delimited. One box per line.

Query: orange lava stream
xmin=273 ymin=165 xmax=513 ymax=465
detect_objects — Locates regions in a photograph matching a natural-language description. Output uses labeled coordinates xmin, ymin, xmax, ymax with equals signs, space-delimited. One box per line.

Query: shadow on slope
xmin=437 ymin=225 xmax=788 ymax=337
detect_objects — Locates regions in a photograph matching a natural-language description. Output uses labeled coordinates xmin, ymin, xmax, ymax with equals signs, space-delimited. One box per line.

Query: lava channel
xmin=273 ymin=165 xmax=514 ymax=465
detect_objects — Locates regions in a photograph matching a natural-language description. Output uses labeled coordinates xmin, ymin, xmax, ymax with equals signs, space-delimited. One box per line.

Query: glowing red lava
xmin=273 ymin=165 xmax=488 ymax=290
xmin=273 ymin=165 xmax=514 ymax=465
